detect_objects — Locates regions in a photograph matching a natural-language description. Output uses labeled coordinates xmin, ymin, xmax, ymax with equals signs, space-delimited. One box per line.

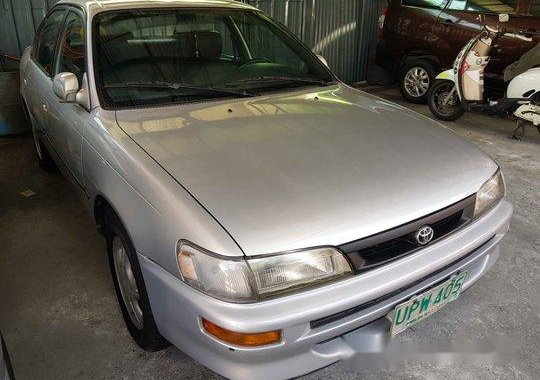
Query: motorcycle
xmin=427 ymin=14 xmax=540 ymax=139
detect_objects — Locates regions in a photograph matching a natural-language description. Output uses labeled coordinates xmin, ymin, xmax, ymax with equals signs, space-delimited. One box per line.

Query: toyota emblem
xmin=414 ymin=226 xmax=434 ymax=246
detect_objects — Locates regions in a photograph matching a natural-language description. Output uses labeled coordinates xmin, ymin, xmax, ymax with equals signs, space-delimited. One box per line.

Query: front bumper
xmin=139 ymin=199 xmax=512 ymax=380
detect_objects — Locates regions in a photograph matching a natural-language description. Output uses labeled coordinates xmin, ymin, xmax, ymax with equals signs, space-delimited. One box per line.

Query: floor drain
xmin=20 ymin=189 xmax=36 ymax=197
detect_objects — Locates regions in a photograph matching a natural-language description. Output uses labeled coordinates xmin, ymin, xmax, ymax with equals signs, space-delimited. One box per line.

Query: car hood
xmin=115 ymin=84 xmax=498 ymax=256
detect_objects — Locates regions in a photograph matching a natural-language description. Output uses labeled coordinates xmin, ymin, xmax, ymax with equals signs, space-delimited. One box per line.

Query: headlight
xmin=177 ymin=244 xmax=254 ymax=302
xmin=177 ymin=243 xmax=352 ymax=303
xmin=474 ymin=170 xmax=505 ymax=218
xmin=248 ymin=249 xmax=352 ymax=299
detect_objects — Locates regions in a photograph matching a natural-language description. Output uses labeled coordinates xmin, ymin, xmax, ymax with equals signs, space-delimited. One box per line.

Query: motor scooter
xmin=427 ymin=14 xmax=540 ymax=139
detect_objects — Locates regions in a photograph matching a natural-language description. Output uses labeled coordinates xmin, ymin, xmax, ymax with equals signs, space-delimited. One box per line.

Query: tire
xmin=428 ymin=80 xmax=466 ymax=121
xmin=399 ymin=59 xmax=437 ymax=104
xmin=27 ymin=107 xmax=56 ymax=172
xmin=105 ymin=211 xmax=169 ymax=351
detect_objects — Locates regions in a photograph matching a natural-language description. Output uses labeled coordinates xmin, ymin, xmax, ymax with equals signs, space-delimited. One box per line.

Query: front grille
xmin=341 ymin=195 xmax=476 ymax=273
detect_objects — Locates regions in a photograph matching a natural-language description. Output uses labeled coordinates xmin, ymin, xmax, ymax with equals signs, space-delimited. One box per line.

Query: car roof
xmin=57 ymin=0 xmax=257 ymax=12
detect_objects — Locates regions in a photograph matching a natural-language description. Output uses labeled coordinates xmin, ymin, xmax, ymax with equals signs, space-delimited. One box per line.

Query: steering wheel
xmin=238 ymin=57 xmax=272 ymax=69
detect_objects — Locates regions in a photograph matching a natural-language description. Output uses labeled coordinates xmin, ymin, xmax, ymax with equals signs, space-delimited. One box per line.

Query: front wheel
xmin=106 ymin=211 xmax=169 ymax=351
xmin=428 ymin=80 xmax=465 ymax=121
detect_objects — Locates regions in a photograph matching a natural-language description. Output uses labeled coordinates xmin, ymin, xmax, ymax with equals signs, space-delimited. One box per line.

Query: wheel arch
xmin=401 ymin=52 xmax=442 ymax=72
xmin=93 ymin=193 xmax=130 ymax=239
xmin=93 ymin=193 xmax=112 ymax=234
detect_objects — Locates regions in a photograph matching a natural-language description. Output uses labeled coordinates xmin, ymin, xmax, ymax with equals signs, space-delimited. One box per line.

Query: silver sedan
xmin=20 ymin=0 xmax=512 ymax=379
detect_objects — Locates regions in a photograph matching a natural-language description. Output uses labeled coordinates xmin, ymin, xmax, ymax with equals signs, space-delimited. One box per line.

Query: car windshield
xmin=93 ymin=8 xmax=335 ymax=109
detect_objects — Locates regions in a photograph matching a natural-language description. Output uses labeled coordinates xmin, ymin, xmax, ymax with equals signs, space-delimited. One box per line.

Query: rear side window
xmin=448 ymin=0 xmax=516 ymax=14
xmin=35 ymin=9 xmax=66 ymax=76
xmin=532 ymin=0 xmax=540 ymax=17
xmin=55 ymin=10 xmax=86 ymax=84
xmin=402 ymin=0 xmax=447 ymax=9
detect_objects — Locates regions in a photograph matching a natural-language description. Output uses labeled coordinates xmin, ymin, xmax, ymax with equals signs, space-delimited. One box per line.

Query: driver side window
xmin=34 ymin=9 xmax=66 ymax=76
xmin=55 ymin=10 xmax=86 ymax=85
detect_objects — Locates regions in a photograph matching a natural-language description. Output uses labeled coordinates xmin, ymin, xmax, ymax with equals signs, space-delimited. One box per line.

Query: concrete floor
xmin=0 ymin=86 xmax=538 ymax=380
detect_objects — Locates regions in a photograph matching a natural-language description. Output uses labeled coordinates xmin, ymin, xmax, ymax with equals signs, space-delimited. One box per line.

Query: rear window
xmin=402 ymin=0 xmax=447 ymax=9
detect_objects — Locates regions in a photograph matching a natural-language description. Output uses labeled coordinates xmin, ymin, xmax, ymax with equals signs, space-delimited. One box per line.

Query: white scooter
xmin=427 ymin=14 xmax=539 ymax=139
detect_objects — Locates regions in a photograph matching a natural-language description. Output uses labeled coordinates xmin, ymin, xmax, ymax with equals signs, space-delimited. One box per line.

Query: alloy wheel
xmin=404 ymin=67 xmax=430 ymax=98
xmin=112 ymin=236 xmax=144 ymax=330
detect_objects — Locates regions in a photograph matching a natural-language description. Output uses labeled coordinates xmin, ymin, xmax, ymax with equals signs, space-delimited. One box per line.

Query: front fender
xmin=82 ymin=108 xmax=245 ymax=276
xmin=436 ymin=69 xmax=455 ymax=82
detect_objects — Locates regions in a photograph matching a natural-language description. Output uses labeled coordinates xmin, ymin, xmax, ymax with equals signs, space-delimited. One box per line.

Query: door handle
xmin=42 ymin=103 xmax=48 ymax=113
xmin=443 ymin=19 xmax=453 ymax=26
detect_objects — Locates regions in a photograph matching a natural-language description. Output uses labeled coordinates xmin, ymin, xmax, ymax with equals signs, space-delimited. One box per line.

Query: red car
xmin=375 ymin=0 xmax=540 ymax=103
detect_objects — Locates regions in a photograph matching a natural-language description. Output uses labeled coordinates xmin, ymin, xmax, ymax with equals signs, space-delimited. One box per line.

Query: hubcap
xmin=404 ymin=67 xmax=430 ymax=97
xmin=113 ymin=237 xmax=143 ymax=330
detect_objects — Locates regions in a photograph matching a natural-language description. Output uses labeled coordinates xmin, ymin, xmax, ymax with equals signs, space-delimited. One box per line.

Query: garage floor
xmin=1 ymin=86 xmax=539 ymax=380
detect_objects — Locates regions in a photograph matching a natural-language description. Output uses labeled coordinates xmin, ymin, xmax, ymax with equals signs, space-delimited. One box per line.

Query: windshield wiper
xmin=226 ymin=76 xmax=334 ymax=87
xmin=104 ymin=81 xmax=255 ymax=98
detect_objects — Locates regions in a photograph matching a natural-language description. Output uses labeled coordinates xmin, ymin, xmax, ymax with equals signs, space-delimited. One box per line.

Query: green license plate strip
xmin=389 ymin=271 xmax=468 ymax=336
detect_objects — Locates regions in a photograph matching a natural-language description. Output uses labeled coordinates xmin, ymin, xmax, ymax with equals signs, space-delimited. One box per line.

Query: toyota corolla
xmin=20 ymin=0 xmax=512 ymax=379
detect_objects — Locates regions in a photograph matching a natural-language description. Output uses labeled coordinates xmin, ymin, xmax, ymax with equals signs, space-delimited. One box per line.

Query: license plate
xmin=389 ymin=271 xmax=468 ymax=336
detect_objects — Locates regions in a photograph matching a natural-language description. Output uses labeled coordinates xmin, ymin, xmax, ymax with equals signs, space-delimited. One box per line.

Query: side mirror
xmin=315 ymin=54 xmax=329 ymax=68
xmin=53 ymin=72 xmax=91 ymax=110
xmin=53 ymin=72 xmax=79 ymax=102
xmin=499 ymin=13 xmax=509 ymax=23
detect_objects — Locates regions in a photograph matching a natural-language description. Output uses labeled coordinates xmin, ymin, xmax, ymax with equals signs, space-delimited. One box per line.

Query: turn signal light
xmin=201 ymin=318 xmax=281 ymax=347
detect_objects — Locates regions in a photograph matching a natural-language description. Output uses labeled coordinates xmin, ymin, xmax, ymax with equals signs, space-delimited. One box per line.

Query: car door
xmin=385 ymin=0 xmax=449 ymax=59
xmin=45 ymin=7 xmax=89 ymax=192
xmin=23 ymin=7 xmax=67 ymax=139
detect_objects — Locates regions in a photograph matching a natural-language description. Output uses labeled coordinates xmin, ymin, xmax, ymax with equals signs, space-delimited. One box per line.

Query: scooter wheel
xmin=428 ymin=80 xmax=465 ymax=121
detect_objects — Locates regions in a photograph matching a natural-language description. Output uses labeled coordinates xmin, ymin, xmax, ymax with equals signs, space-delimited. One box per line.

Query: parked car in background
xmin=376 ymin=0 xmax=540 ymax=103
xmin=20 ymin=0 xmax=513 ymax=379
